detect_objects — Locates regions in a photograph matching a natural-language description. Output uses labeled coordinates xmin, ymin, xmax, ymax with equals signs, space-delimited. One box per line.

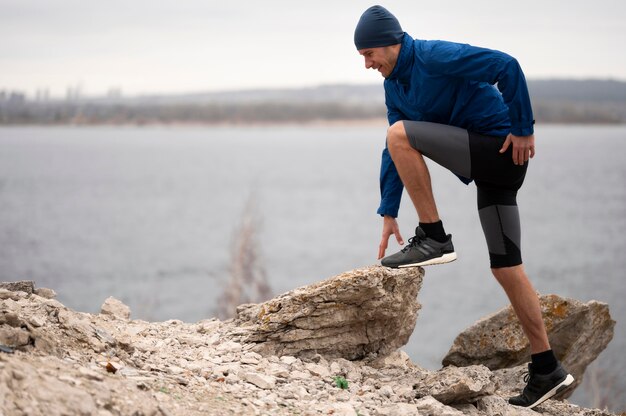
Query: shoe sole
xmin=396 ymin=252 xmax=457 ymax=268
xmin=528 ymin=374 xmax=575 ymax=409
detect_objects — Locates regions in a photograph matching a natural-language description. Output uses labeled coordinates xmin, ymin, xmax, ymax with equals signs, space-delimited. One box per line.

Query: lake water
xmin=0 ymin=124 xmax=624 ymax=410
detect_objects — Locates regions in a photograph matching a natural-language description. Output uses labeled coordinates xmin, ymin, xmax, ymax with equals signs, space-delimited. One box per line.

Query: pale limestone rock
xmin=235 ymin=265 xmax=423 ymax=360
xmin=0 ymin=280 xmax=34 ymax=294
xmin=267 ymin=363 xmax=290 ymax=378
xmin=377 ymin=403 xmax=419 ymax=415
xmin=34 ymin=287 xmax=57 ymax=299
xmin=243 ymin=371 xmax=277 ymax=389
xmin=28 ymin=315 xmax=46 ymax=327
xmin=0 ymin=268 xmax=619 ymax=416
xmin=442 ymin=295 xmax=615 ymax=394
xmin=280 ymin=355 xmax=298 ymax=365
xmin=0 ymin=326 xmax=30 ymax=348
xmin=476 ymin=395 xmax=539 ymax=416
xmin=0 ymin=288 xmax=21 ymax=301
xmin=0 ymin=311 xmax=24 ymax=327
xmin=78 ymin=367 xmax=104 ymax=381
xmin=328 ymin=402 xmax=358 ymax=416
xmin=290 ymin=370 xmax=310 ymax=380
xmin=378 ymin=384 xmax=394 ymax=398
xmin=451 ymin=403 xmax=481 ymax=415
xmin=330 ymin=361 xmax=342 ymax=375
xmin=536 ymin=399 xmax=614 ymax=415
xmin=415 ymin=396 xmax=466 ymax=416
xmin=241 ymin=351 xmax=262 ymax=364
xmin=491 ymin=365 xmax=528 ymax=397
xmin=100 ymin=297 xmax=131 ymax=320
xmin=416 ymin=365 xmax=496 ymax=404
xmin=305 ymin=362 xmax=330 ymax=378
xmin=368 ymin=350 xmax=414 ymax=369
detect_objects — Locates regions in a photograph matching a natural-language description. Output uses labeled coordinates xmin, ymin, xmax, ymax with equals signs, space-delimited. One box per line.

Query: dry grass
xmin=215 ymin=194 xmax=271 ymax=320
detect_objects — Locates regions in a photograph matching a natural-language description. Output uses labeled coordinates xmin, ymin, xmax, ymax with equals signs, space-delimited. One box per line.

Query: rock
xmin=0 ymin=289 xmax=20 ymax=301
xmin=28 ymin=315 xmax=46 ymax=327
xmin=328 ymin=403 xmax=358 ymax=416
xmin=415 ymin=396 xmax=466 ymax=415
xmin=241 ymin=351 xmax=261 ymax=364
xmin=100 ymin=297 xmax=131 ymax=321
xmin=476 ymin=396 xmax=552 ymax=416
xmin=0 ymin=311 xmax=25 ymax=327
xmin=34 ymin=287 xmax=57 ymax=299
xmin=368 ymin=350 xmax=414 ymax=369
xmin=415 ymin=365 xmax=496 ymax=404
xmin=2 ymin=359 xmax=99 ymax=416
xmin=0 ymin=326 xmax=30 ymax=348
xmin=534 ymin=399 xmax=615 ymax=415
xmin=235 ymin=265 xmax=423 ymax=360
xmin=0 ymin=280 xmax=35 ymax=294
xmin=378 ymin=384 xmax=394 ymax=398
xmin=451 ymin=403 xmax=481 ymax=415
xmin=243 ymin=372 xmax=276 ymax=389
xmin=377 ymin=403 xmax=419 ymax=415
xmin=442 ymin=295 xmax=615 ymax=394
xmin=0 ymin=268 xmax=619 ymax=416
xmin=305 ymin=362 xmax=330 ymax=378
xmin=280 ymin=355 xmax=298 ymax=365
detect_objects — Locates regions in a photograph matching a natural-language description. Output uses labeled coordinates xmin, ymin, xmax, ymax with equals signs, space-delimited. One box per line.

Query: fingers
xmin=394 ymin=227 xmax=404 ymax=246
xmin=514 ymin=147 xmax=522 ymax=165
xmin=378 ymin=237 xmax=388 ymax=260
xmin=505 ymin=134 xmax=535 ymax=165
xmin=514 ymin=145 xmax=533 ymax=165
xmin=499 ymin=135 xmax=512 ymax=154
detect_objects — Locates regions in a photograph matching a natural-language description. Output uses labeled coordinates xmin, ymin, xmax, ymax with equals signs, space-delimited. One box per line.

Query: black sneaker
xmin=509 ymin=363 xmax=575 ymax=409
xmin=381 ymin=227 xmax=457 ymax=268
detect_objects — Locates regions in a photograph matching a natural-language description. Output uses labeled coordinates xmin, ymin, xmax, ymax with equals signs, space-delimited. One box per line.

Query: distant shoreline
xmin=2 ymin=118 xmax=625 ymax=128
xmin=3 ymin=79 xmax=626 ymax=126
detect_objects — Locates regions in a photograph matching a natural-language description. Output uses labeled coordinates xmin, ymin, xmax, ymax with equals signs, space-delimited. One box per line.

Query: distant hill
xmin=122 ymin=84 xmax=385 ymax=105
xmin=1 ymin=79 xmax=625 ymax=125
xmin=124 ymin=79 xmax=625 ymax=105
xmin=528 ymin=79 xmax=626 ymax=102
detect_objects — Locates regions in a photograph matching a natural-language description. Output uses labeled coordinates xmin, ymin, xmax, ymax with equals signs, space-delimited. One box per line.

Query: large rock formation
xmin=0 ymin=268 xmax=618 ymax=416
xmin=442 ymin=294 xmax=615 ymax=393
xmin=234 ymin=265 xmax=423 ymax=360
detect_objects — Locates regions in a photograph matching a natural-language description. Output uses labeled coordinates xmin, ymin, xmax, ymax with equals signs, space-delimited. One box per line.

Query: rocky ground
xmin=0 ymin=266 xmax=619 ymax=416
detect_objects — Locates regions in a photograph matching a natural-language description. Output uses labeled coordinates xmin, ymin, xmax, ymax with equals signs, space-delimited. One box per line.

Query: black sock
xmin=419 ymin=220 xmax=447 ymax=243
xmin=531 ymin=349 xmax=558 ymax=375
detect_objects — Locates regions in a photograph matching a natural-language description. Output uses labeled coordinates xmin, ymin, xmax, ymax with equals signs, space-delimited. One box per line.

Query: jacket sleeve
xmin=377 ymin=89 xmax=405 ymax=218
xmin=423 ymin=41 xmax=534 ymax=136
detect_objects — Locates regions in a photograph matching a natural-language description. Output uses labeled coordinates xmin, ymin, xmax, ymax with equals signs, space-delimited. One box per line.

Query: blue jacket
xmin=378 ymin=33 xmax=534 ymax=217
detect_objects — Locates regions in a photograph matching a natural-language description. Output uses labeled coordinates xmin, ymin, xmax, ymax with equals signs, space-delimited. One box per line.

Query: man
xmin=354 ymin=5 xmax=574 ymax=409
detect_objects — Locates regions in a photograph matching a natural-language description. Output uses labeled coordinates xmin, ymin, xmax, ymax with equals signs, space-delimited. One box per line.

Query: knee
xmin=491 ymin=264 xmax=527 ymax=288
xmin=386 ymin=121 xmax=410 ymax=155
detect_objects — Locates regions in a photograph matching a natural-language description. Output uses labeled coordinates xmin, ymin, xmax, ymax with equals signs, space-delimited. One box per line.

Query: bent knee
xmin=386 ymin=121 xmax=411 ymax=154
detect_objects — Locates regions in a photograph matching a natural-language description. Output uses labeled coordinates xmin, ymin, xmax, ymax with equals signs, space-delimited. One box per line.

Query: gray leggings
xmin=401 ymin=120 xmax=528 ymax=268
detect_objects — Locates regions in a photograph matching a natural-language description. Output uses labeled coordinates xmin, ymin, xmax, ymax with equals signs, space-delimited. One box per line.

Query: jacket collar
xmin=387 ymin=32 xmax=414 ymax=84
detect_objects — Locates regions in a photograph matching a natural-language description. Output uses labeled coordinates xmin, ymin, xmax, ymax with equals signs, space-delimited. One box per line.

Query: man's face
xmin=358 ymin=44 xmax=401 ymax=78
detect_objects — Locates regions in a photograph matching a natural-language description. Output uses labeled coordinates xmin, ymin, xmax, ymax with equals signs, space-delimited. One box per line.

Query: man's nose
xmin=364 ymin=58 xmax=372 ymax=69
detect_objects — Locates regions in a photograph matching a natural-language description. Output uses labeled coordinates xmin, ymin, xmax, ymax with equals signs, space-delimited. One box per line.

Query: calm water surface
xmin=0 ymin=125 xmax=624 ymax=410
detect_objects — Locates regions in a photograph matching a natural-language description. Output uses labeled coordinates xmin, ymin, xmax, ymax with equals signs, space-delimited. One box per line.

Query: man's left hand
xmin=499 ymin=133 xmax=535 ymax=165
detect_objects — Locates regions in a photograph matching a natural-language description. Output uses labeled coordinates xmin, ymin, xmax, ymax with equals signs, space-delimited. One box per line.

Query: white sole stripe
xmin=397 ymin=252 xmax=457 ymax=268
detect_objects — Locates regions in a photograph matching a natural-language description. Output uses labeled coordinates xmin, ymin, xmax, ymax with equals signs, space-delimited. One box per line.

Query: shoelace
xmin=401 ymin=234 xmax=423 ymax=253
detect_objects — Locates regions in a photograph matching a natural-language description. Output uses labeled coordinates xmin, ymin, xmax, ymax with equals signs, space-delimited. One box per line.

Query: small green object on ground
xmin=333 ymin=376 xmax=349 ymax=389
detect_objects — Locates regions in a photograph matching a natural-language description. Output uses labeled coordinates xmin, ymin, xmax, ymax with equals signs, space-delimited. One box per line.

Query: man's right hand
xmin=378 ymin=215 xmax=404 ymax=260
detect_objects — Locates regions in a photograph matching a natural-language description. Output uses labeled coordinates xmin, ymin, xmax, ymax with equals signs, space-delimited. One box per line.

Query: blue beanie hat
xmin=354 ymin=5 xmax=403 ymax=50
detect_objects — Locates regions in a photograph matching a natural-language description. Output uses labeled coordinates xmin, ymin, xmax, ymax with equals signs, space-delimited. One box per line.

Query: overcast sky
xmin=1 ymin=0 xmax=625 ymax=97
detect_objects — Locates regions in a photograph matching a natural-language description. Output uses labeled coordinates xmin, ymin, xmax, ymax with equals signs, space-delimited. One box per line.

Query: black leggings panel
xmin=401 ymin=120 xmax=528 ymax=268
